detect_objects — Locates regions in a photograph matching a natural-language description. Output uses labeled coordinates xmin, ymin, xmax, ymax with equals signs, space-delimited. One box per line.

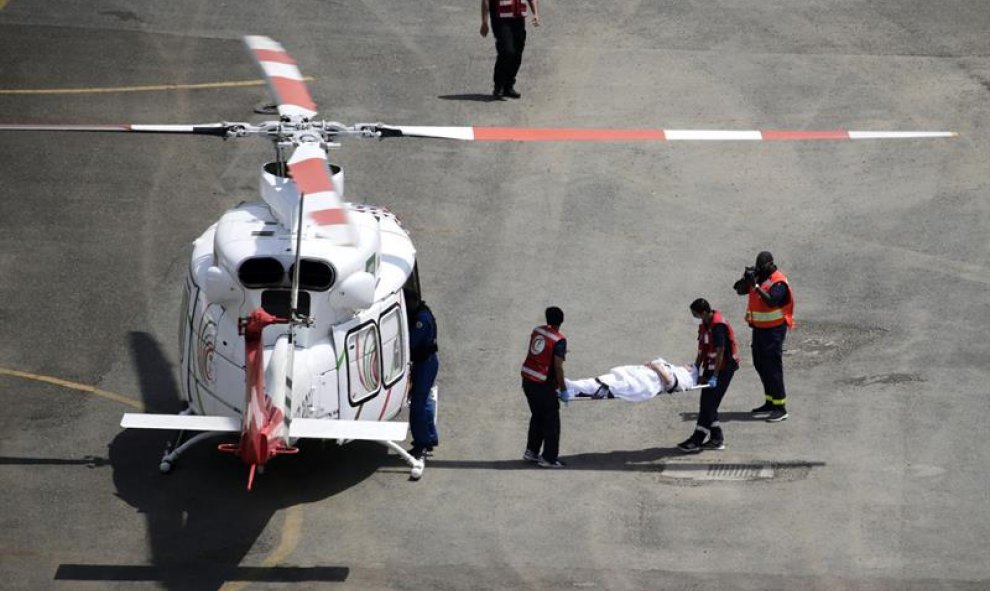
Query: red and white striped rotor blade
xmin=378 ymin=125 xmax=957 ymax=142
xmin=0 ymin=123 xmax=231 ymax=136
xmin=244 ymin=36 xmax=317 ymax=120
xmin=287 ymin=143 xmax=356 ymax=245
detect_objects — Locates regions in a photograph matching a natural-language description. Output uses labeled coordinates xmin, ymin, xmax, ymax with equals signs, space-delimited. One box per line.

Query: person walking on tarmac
xmin=405 ymin=289 xmax=439 ymax=460
xmin=480 ymin=0 xmax=540 ymax=100
xmin=734 ymin=251 xmax=795 ymax=422
xmin=678 ymin=298 xmax=739 ymax=453
xmin=521 ymin=306 xmax=569 ymax=468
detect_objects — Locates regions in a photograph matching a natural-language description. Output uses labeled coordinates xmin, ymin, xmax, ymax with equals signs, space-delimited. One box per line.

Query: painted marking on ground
xmin=218 ymin=504 xmax=304 ymax=591
xmin=1 ymin=366 xmax=305 ymax=581
xmin=0 ymin=77 xmax=314 ymax=95
xmin=0 ymin=367 xmax=144 ymax=410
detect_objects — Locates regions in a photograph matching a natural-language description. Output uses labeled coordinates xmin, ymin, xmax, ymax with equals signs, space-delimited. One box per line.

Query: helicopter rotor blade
xmin=244 ymin=36 xmax=318 ymax=120
xmin=374 ymin=125 xmax=957 ymax=142
xmin=286 ymin=143 xmax=356 ymax=245
xmin=0 ymin=123 xmax=234 ymax=136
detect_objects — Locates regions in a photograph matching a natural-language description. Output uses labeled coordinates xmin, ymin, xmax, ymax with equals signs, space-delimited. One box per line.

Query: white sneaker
xmin=538 ymin=457 xmax=566 ymax=468
xmin=523 ymin=449 xmax=540 ymax=463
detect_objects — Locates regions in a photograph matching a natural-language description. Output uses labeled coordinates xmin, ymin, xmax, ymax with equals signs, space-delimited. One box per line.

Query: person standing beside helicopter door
xmin=405 ymin=289 xmax=439 ymax=460
xmin=733 ymin=251 xmax=794 ymax=423
xmin=521 ymin=306 xmax=568 ymax=468
xmin=480 ymin=0 xmax=540 ymax=100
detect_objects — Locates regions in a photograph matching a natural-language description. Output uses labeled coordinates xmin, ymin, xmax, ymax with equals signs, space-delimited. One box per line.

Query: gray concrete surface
xmin=1 ymin=1 xmax=987 ymax=589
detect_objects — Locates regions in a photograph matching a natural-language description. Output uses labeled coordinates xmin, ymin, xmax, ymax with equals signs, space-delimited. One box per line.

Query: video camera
xmin=733 ymin=266 xmax=757 ymax=295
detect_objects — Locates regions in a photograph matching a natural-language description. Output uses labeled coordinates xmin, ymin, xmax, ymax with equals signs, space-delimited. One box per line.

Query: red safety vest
xmin=745 ymin=270 xmax=795 ymax=328
xmin=698 ymin=310 xmax=739 ymax=374
xmin=497 ymin=0 xmax=528 ymax=18
xmin=521 ymin=325 xmax=563 ymax=383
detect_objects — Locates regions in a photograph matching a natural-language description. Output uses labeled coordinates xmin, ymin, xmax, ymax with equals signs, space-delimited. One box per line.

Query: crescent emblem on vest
xmin=530 ymin=335 xmax=546 ymax=355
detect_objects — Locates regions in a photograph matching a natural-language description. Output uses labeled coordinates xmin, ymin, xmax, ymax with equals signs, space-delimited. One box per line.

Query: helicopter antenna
xmin=289 ymin=183 xmax=307 ymax=328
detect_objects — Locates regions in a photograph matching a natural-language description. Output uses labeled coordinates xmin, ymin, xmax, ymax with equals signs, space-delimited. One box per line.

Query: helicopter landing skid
xmin=381 ymin=440 xmax=425 ymax=480
xmin=159 ymin=431 xmax=225 ymax=474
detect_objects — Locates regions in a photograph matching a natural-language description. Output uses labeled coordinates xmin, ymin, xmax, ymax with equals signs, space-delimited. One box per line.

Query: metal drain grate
xmin=662 ymin=463 xmax=774 ymax=481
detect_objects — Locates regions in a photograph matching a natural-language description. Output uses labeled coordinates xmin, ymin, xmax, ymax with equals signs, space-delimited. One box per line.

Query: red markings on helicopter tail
xmin=472 ymin=127 xmax=667 ymax=141
xmin=247 ymin=464 xmax=257 ymax=491
xmin=761 ymin=130 xmax=850 ymax=140
xmin=234 ymin=307 xmax=295 ymax=491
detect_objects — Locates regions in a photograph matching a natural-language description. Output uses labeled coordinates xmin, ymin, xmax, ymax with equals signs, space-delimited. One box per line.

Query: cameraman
xmin=733 ymin=251 xmax=794 ymax=422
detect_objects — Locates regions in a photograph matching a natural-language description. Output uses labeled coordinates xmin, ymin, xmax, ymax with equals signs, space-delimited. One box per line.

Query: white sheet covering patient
xmin=566 ymin=358 xmax=698 ymax=402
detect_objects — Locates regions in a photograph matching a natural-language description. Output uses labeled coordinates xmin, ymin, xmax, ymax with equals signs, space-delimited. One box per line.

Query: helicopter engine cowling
xmin=331 ymin=271 xmax=376 ymax=312
xmin=205 ymin=265 xmax=239 ymax=303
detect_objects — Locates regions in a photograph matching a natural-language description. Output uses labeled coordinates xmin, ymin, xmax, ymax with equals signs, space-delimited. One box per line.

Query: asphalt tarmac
xmin=1 ymin=2 xmax=988 ymax=590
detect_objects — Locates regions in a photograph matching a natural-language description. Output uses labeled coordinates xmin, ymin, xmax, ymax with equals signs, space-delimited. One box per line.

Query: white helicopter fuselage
xmin=178 ymin=162 xmax=416 ymax=431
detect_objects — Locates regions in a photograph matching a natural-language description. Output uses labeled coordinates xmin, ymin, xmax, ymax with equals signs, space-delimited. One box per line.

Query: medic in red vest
xmin=521 ymin=324 xmax=565 ymax=384
xmin=520 ymin=306 xmax=567 ymax=468
xmin=696 ymin=309 xmax=740 ymax=378
xmin=678 ymin=298 xmax=739 ymax=454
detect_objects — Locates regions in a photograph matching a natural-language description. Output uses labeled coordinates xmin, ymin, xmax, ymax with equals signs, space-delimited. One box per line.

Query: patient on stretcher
xmin=565 ymin=358 xmax=698 ymax=402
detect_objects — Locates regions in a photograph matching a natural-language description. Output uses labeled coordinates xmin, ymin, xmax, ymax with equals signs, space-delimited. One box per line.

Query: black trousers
xmin=492 ymin=18 xmax=527 ymax=90
xmin=523 ymin=380 xmax=560 ymax=462
xmin=693 ymin=368 xmax=735 ymax=442
xmin=752 ymin=324 xmax=788 ymax=405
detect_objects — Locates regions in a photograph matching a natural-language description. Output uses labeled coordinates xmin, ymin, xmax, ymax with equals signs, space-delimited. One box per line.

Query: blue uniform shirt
xmin=409 ymin=304 xmax=438 ymax=364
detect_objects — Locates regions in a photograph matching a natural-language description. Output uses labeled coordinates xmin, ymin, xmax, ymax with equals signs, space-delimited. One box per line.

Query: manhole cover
xmin=661 ymin=463 xmax=774 ymax=481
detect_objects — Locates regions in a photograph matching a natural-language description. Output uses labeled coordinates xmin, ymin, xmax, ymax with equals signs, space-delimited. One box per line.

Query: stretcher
xmin=568 ymin=382 xmax=709 ymax=401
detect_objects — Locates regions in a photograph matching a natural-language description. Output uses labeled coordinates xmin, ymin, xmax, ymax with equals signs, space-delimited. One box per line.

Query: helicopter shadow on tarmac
xmin=55 ymin=332 xmax=394 ymax=590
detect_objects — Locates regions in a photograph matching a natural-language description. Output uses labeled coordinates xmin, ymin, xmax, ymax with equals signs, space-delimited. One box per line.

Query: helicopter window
xmin=261 ymin=290 xmax=310 ymax=318
xmin=345 ymin=322 xmax=381 ymax=406
xmin=288 ymin=259 xmax=335 ymax=292
xmin=238 ymin=257 xmax=284 ymax=288
xmin=380 ymin=305 xmax=405 ymax=388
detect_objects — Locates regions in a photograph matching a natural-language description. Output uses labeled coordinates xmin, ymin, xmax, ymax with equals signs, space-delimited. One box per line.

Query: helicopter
xmin=0 ymin=35 xmax=956 ymax=490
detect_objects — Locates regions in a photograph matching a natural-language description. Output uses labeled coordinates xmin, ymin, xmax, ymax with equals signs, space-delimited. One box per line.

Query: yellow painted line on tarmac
xmin=0 ymin=77 xmax=313 ymax=95
xmin=1 ymin=365 xmax=305 ymax=583
xmin=218 ymin=504 xmax=305 ymax=591
xmin=0 ymin=367 xmax=145 ymax=410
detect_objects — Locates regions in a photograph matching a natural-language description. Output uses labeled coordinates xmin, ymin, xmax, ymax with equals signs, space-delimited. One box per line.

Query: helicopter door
xmin=377 ymin=302 xmax=407 ymax=422
xmin=342 ymin=319 xmax=382 ymax=417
